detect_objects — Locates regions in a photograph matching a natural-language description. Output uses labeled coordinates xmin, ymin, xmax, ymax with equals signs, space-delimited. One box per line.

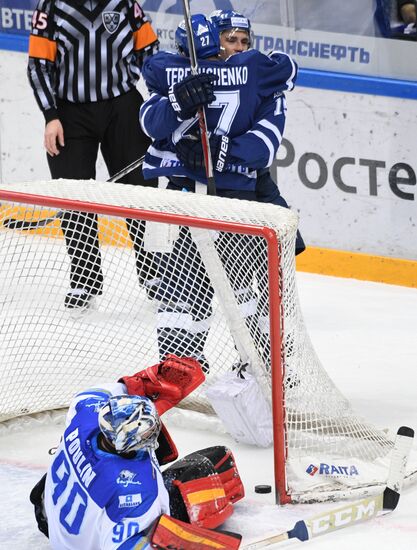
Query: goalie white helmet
xmin=98 ymin=395 xmax=161 ymax=452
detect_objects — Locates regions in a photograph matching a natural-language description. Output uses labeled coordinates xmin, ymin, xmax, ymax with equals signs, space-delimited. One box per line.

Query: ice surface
xmin=1 ymin=272 xmax=416 ymax=549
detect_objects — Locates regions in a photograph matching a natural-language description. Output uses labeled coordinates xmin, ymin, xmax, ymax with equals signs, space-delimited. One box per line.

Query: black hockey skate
xmin=64 ymin=288 xmax=97 ymax=310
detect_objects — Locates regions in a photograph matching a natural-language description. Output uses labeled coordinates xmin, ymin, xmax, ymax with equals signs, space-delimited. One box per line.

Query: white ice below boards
xmin=1 ymin=272 xmax=417 ymax=549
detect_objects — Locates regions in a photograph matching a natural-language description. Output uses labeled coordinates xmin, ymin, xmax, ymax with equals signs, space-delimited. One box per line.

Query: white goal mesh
xmin=0 ymin=180 xmax=408 ymax=503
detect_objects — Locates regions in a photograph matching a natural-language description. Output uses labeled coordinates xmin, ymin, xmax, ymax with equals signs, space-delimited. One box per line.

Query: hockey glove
xmin=168 ymin=73 xmax=217 ymax=120
xmin=30 ymin=474 xmax=49 ymax=537
xmin=120 ymin=354 xmax=205 ymax=415
xmin=176 ymin=134 xmax=231 ymax=172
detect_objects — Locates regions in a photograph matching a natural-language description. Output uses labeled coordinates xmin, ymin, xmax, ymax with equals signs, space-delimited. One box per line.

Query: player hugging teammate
xmin=139 ymin=12 xmax=301 ymax=373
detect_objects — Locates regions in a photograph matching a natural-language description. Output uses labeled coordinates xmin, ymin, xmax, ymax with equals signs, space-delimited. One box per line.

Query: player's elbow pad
xmin=230 ymin=143 xmax=271 ymax=169
xmin=140 ymin=101 xmax=182 ymax=140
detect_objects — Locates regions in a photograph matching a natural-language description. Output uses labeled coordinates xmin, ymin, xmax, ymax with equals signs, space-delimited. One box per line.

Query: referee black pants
xmin=47 ymin=89 xmax=158 ymax=294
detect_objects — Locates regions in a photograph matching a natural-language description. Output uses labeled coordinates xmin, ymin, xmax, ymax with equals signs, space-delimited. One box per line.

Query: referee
xmin=28 ymin=0 xmax=159 ymax=308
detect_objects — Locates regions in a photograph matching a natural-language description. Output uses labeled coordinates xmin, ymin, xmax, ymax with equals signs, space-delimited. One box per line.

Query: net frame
xmin=0 ymin=185 xmax=289 ymax=499
xmin=1 ymin=181 xmax=414 ymax=505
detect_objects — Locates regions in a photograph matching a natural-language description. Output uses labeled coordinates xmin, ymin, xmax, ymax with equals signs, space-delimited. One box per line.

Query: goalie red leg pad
xmin=150 ymin=514 xmax=242 ymax=550
xmin=120 ymin=355 xmax=205 ymax=415
xmin=185 ymin=446 xmax=245 ymax=504
xmin=155 ymin=422 xmax=178 ymax=466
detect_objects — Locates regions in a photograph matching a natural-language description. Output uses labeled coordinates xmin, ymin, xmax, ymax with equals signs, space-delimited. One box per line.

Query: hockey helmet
xmin=209 ymin=10 xmax=251 ymax=36
xmin=175 ymin=14 xmax=220 ymax=59
xmin=98 ymin=394 xmax=161 ymax=453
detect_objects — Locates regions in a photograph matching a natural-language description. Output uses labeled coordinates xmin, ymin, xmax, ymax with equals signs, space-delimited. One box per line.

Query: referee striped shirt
xmin=28 ymin=0 xmax=158 ymax=122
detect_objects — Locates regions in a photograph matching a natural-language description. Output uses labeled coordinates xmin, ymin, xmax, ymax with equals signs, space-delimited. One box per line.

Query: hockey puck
xmin=254 ymin=484 xmax=272 ymax=494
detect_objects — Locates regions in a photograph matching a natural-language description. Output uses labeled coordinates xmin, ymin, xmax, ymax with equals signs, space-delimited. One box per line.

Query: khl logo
xmin=306 ymin=463 xmax=359 ymax=477
xmin=103 ymin=12 xmax=121 ymax=34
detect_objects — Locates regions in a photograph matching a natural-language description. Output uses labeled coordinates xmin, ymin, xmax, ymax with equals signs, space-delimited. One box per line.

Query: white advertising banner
xmin=150 ymin=12 xmax=417 ymax=82
xmin=0 ymin=50 xmax=416 ymax=260
xmin=2 ymin=0 xmax=416 ymax=79
xmin=274 ymin=87 xmax=417 ymax=260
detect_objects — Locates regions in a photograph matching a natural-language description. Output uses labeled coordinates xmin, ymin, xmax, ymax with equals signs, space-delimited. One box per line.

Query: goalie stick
xmin=243 ymin=425 xmax=414 ymax=549
xmin=2 ymin=154 xmax=145 ymax=230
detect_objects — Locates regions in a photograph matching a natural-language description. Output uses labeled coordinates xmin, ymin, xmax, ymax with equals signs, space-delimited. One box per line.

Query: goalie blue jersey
xmin=140 ymin=49 xmax=297 ymax=191
xmin=43 ymin=386 xmax=169 ymax=550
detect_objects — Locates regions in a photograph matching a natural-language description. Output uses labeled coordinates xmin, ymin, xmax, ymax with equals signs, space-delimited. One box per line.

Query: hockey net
xmin=0 ymin=180 xmax=412 ymax=503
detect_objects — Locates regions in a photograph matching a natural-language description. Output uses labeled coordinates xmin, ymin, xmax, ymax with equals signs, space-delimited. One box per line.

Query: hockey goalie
xmin=29 ymin=355 xmax=244 ymax=549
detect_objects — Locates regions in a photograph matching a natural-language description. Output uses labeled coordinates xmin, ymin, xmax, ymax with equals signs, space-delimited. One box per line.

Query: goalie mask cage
xmin=0 ymin=181 xmax=409 ymax=504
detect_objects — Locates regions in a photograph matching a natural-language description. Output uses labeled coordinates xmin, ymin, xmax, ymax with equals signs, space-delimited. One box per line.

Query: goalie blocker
xmin=120 ymin=354 xmax=205 ymax=416
xmin=120 ymin=354 xmax=206 ymax=466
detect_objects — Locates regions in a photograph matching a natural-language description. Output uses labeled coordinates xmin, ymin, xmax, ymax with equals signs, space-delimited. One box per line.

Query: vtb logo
xmin=103 ymin=12 xmax=121 ymax=34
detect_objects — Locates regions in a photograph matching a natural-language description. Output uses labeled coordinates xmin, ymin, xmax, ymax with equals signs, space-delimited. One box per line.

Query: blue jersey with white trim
xmin=44 ymin=386 xmax=169 ymax=550
xmin=140 ymin=49 xmax=297 ymax=191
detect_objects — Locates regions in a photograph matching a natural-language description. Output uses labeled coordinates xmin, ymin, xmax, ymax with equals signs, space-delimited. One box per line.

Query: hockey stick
xmin=180 ymin=0 xmax=216 ymax=196
xmin=243 ymin=426 xmax=414 ymax=549
xmin=2 ymin=154 xmax=145 ymax=230
xmin=177 ymin=3 xmax=271 ymax=427
xmin=179 ymin=2 xmax=267 ymax=391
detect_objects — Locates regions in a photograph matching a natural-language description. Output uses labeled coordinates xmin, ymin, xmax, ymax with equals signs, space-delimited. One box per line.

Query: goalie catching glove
xmin=120 ymin=354 xmax=205 ymax=415
xmin=175 ymin=134 xmax=231 ymax=172
xmin=168 ymin=73 xmax=217 ymax=120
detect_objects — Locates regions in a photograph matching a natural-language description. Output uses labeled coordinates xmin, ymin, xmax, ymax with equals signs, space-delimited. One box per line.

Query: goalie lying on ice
xmin=30 ymin=355 xmax=244 ymax=549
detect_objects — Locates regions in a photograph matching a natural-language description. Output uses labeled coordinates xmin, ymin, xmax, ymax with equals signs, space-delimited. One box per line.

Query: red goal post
xmin=0 ymin=180 xmax=408 ymax=504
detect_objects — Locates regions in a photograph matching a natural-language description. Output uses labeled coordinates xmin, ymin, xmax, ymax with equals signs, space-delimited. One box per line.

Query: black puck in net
xmin=254 ymin=484 xmax=272 ymax=494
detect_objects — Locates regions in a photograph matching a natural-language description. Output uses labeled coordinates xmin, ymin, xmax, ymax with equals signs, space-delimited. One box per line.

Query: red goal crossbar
xmin=0 ymin=188 xmax=289 ymax=503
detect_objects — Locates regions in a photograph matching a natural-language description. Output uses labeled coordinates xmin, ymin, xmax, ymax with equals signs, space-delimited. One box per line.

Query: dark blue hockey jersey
xmin=140 ymin=49 xmax=297 ymax=191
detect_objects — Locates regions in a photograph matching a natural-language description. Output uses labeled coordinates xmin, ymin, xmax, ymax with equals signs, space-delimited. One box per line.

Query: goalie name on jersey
xmin=65 ymin=427 xmax=97 ymax=488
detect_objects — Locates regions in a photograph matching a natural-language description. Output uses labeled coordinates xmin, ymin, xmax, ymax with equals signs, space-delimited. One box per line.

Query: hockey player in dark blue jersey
xmin=202 ymin=10 xmax=305 ymax=371
xmin=29 ymin=356 xmax=244 ymax=549
xmin=209 ymin=9 xmax=305 ymax=256
xmin=138 ymin=14 xmax=299 ymax=371
xmin=140 ymin=17 xmax=296 ymax=192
